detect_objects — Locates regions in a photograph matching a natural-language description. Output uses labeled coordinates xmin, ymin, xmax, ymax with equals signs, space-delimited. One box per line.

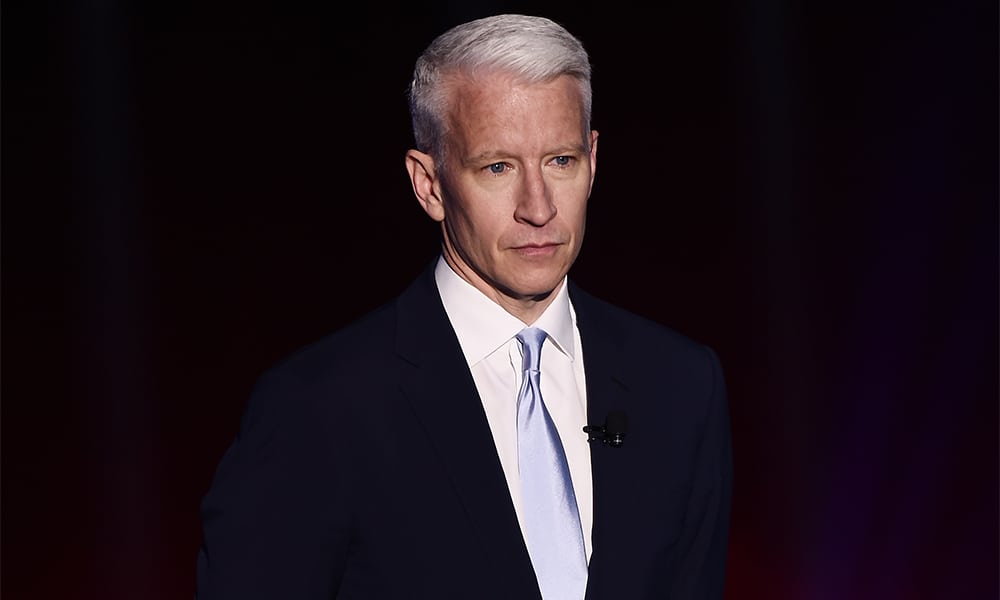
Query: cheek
xmin=458 ymin=200 xmax=509 ymax=234
xmin=559 ymin=196 xmax=589 ymax=231
xmin=449 ymin=204 xmax=504 ymax=252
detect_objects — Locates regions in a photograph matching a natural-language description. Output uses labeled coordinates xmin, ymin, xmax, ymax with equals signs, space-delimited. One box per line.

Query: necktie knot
xmin=517 ymin=327 xmax=547 ymax=373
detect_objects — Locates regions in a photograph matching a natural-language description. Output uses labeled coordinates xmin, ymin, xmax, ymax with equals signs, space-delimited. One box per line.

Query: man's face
xmin=433 ymin=73 xmax=598 ymax=310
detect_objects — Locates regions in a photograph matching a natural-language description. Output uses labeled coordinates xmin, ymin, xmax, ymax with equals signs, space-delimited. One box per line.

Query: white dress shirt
xmin=434 ymin=256 xmax=593 ymax=561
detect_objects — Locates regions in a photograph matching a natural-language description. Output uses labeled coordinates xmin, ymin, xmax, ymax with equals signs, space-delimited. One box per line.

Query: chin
xmin=509 ymin=275 xmax=565 ymax=300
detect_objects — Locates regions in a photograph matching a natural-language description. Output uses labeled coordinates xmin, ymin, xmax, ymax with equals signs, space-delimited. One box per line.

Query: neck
xmin=441 ymin=248 xmax=560 ymax=325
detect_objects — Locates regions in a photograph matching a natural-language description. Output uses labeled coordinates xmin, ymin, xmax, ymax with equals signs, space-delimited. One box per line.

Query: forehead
xmin=443 ymin=73 xmax=586 ymax=155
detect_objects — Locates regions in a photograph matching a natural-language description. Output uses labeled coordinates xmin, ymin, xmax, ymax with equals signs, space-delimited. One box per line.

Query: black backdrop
xmin=4 ymin=1 xmax=997 ymax=598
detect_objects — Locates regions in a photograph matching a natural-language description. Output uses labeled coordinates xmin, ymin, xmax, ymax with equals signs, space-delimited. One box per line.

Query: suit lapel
xmin=393 ymin=264 xmax=540 ymax=598
xmin=569 ymin=283 xmax=634 ymax=594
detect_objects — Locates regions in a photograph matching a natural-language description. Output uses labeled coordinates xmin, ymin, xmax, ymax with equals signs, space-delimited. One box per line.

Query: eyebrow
xmin=464 ymin=144 xmax=588 ymax=166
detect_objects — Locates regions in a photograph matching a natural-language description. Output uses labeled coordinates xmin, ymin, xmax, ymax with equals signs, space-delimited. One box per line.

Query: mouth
xmin=512 ymin=242 xmax=561 ymax=257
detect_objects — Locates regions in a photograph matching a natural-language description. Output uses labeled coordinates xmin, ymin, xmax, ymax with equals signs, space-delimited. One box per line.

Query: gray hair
xmin=408 ymin=14 xmax=593 ymax=164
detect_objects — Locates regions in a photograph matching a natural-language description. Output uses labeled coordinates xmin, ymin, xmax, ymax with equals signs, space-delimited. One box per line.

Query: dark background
xmin=4 ymin=1 xmax=997 ymax=598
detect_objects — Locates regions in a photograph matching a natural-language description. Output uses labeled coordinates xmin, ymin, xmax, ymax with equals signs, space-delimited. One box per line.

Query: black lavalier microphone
xmin=583 ymin=411 xmax=628 ymax=448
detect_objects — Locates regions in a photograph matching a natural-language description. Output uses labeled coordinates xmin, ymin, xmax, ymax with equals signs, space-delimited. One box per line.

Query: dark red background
xmin=4 ymin=1 xmax=997 ymax=598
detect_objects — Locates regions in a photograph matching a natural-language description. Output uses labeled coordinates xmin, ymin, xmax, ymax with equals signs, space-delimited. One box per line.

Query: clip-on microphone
xmin=583 ymin=410 xmax=628 ymax=448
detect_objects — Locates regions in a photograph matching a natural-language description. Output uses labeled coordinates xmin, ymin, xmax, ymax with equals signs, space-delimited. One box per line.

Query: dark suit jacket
xmin=196 ymin=262 xmax=732 ymax=599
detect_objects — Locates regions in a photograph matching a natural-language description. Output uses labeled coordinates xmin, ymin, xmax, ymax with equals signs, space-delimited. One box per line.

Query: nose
xmin=513 ymin=167 xmax=557 ymax=226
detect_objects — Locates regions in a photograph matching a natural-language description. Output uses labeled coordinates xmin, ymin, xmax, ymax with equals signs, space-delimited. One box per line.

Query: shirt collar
xmin=434 ymin=256 xmax=577 ymax=367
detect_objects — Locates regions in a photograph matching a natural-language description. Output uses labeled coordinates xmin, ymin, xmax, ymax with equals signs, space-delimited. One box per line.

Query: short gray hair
xmin=408 ymin=14 xmax=593 ymax=163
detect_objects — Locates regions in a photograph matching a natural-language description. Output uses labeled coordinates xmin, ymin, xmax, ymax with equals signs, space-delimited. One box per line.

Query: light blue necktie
xmin=516 ymin=327 xmax=588 ymax=600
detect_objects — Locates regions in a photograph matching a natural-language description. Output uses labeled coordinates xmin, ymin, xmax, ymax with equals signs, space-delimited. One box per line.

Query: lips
xmin=511 ymin=238 xmax=564 ymax=249
xmin=512 ymin=242 xmax=561 ymax=257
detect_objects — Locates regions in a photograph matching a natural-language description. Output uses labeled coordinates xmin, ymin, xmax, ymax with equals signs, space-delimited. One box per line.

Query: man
xmin=196 ymin=13 xmax=732 ymax=599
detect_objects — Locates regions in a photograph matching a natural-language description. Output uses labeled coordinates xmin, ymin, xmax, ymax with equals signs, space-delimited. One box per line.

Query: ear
xmin=405 ymin=149 xmax=446 ymax=223
xmin=587 ymin=130 xmax=599 ymax=192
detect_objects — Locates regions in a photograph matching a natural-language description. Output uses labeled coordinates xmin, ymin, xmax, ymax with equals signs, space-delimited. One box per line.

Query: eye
xmin=552 ymin=156 xmax=573 ymax=167
xmin=487 ymin=162 xmax=507 ymax=175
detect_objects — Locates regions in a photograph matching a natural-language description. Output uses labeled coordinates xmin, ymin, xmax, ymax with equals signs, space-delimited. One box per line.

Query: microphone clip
xmin=583 ymin=411 xmax=628 ymax=448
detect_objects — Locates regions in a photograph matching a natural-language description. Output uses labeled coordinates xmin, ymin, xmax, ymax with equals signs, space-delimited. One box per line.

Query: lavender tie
xmin=516 ymin=327 xmax=588 ymax=600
